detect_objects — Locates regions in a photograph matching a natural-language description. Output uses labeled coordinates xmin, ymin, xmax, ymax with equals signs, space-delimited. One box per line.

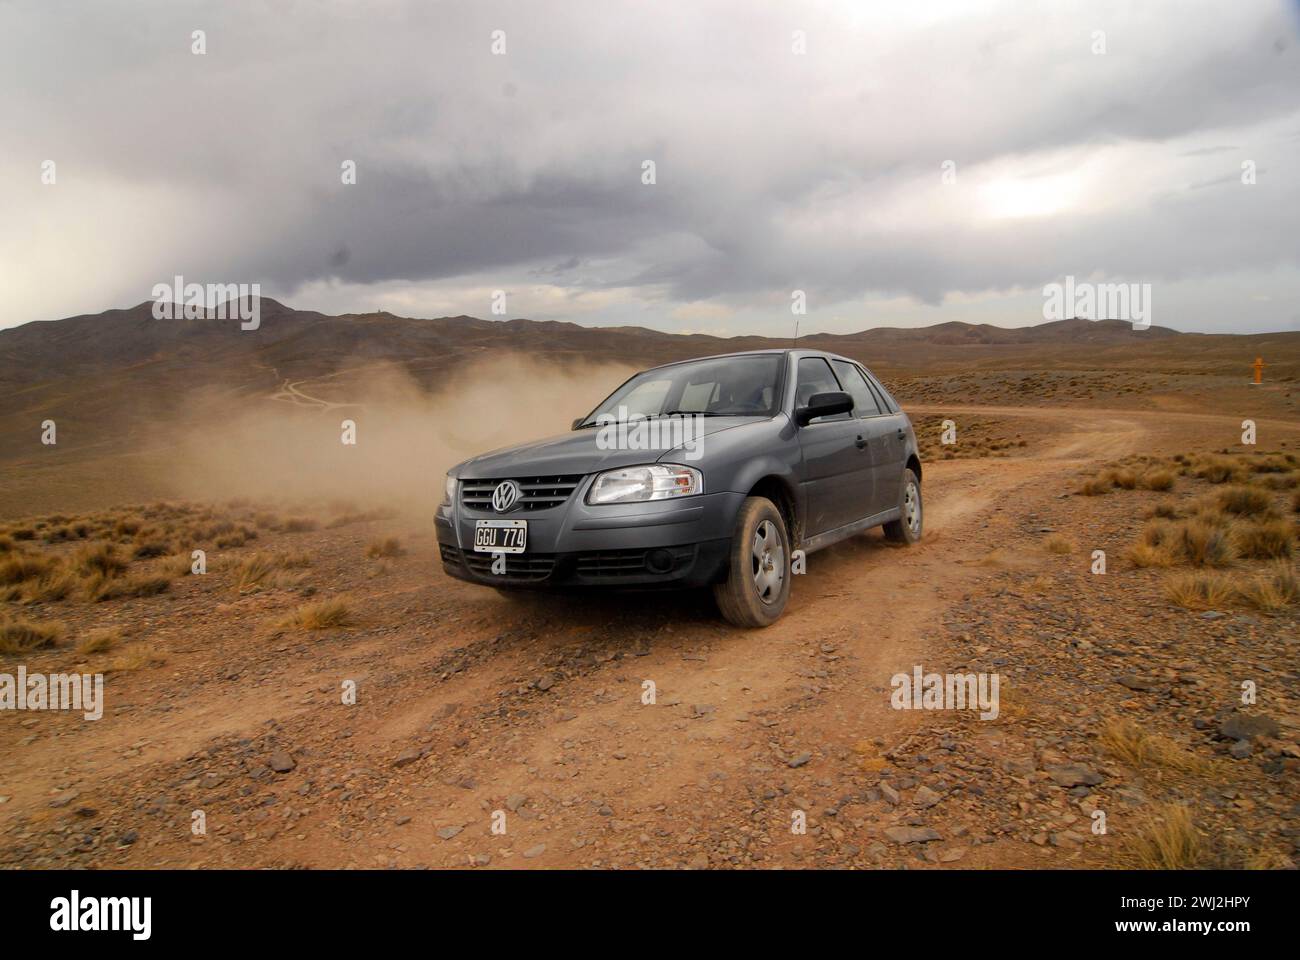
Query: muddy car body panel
xmin=436 ymin=350 xmax=920 ymax=593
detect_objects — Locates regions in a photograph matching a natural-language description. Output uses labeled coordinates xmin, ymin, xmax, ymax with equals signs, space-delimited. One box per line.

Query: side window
xmin=831 ymin=360 xmax=882 ymax=417
xmin=796 ymin=357 xmax=849 ymax=423
xmin=861 ymin=367 xmax=899 ymax=413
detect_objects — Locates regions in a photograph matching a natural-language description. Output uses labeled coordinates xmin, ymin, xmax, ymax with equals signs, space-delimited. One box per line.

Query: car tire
xmin=713 ymin=496 xmax=792 ymax=628
xmin=883 ymin=468 xmax=923 ymax=544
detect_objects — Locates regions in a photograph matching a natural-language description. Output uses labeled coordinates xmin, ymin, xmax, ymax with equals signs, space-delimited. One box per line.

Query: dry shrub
xmin=1042 ymin=534 xmax=1074 ymax=555
xmin=1169 ymin=520 xmax=1236 ymax=567
xmin=1164 ymin=571 xmax=1235 ymax=609
xmin=1127 ymin=543 xmax=1174 ymax=569
xmin=23 ymin=568 xmax=79 ymax=603
xmin=1146 ymin=501 xmax=1179 ymax=519
xmin=88 ymin=573 xmax=170 ymax=602
xmin=73 ymin=542 xmax=129 ymax=579
xmin=1215 ymin=485 xmax=1273 ymax=517
xmin=1236 ymin=564 xmax=1299 ymax=610
xmin=234 ymin=552 xmax=312 ymax=592
xmin=1126 ymin=804 xmax=1204 ymax=869
xmin=1107 ymin=468 xmax=1138 ymax=490
xmin=0 ymin=614 xmax=65 ymax=653
xmin=104 ymin=642 xmax=165 ymax=674
xmin=1194 ymin=457 xmax=1243 ymax=485
xmin=1101 ymin=719 xmax=1215 ymax=775
xmin=0 ymin=552 xmax=54 ymax=585
xmin=112 ymin=516 xmax=143 ymax=537
xmin=1139 ymin=470 xmax=1176 ymax=492
xmin=1233 ymin=519 xmax=1294 ymax=560
xmin=76 ymin=626 xmax=124 ymax=654
xmin=365 ymin=537 xmax=405 ymax=559
xmin=278 ymin=597 xmax=352 ymax=630
xmin=283 ymin=517 xmax=319 ymax=533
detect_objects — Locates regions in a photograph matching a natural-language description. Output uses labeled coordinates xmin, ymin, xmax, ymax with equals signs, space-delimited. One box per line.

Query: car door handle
xmin=896 ymin=429 xmax=906 ymax=440
xmin=855 ymin=435 xmax=867 ymax=449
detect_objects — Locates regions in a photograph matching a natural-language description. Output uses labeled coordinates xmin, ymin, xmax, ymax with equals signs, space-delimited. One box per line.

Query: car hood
xmin=455 ymin=417 xmax=761 ymax=477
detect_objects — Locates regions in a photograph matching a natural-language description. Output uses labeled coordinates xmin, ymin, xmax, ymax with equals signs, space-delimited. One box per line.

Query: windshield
xmin=579 ymin=354 xmax=784 ymax=426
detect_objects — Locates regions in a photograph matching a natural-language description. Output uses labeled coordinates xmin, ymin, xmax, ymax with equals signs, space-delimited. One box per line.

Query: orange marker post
xmin=1251 ymin=356 xmax=1264 ymax=385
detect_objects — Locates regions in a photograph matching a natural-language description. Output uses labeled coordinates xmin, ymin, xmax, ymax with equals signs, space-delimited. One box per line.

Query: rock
xmin=392 ymin=747 xmax=422 ymax=768
xmin=437 ymin=825 xmax=463 ymax=840
xmin=395 ymin=815 xmax=412 ymax=826
xmin=883 ymin=826 xmax=940 ymax=844
xmin=506 ymin=794 xmax=528 ymax=812
xmin=117 ymin=829 xmax=139 ymax=846
xmin=787 ymin=752 xmax=812 ymax=769
xmin=1045 ymin=764 xmax=1102 ymax=787
xmin=198 ymin=773 xmax=224 ymax=790
xmin=880 ymin=783 xmax=901 ymax=805
xmin=1219 ymin=714 xmax=1279 ymax=743
xmin=1117 ymin=674 xmax=1159 ymax=692
xmin=268 ymin=751 xmax=295 ymax=773
xmin=536 ymin=675 xmax=556 ymax=691
xmin=522 ymin=843 xmax=546 ymax=859
xmin=49 ymin=790 xmax=79 ymax=808
xmin=939 ymin=846 xmax=966 ymax=863
xmin=1229 ymin=740 xmax=1253 ymax=759
xmin=692 ymin=704 xmax=715 ymax=717
xmin=914 ymin=785 xmax=943 ymax=809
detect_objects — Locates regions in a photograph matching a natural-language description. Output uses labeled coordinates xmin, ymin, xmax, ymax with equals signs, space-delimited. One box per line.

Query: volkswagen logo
xmin=491 ymin=480 xmax=520 ymax=513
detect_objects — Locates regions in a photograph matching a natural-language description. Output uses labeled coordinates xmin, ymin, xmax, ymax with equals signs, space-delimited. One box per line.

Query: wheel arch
xmin=746 ymin=474 xmax=799 ymax=546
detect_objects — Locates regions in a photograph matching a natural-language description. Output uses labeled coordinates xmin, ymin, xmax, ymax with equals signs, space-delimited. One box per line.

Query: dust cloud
xmin=166 ymin=354 xmax=637 ymax=517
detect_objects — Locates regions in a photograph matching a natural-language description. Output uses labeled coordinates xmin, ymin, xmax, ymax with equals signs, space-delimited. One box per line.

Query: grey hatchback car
xmin=437 ymin=350 xmax=923 ymax=627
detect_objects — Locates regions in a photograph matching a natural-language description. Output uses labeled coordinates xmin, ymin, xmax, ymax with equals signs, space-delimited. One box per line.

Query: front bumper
xmin=435 ymin=479 xmax=744 ymax=589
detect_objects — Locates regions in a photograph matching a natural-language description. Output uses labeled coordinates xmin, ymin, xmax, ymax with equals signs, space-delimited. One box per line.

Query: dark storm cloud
xmin=2 ymin=0 xmax=1298 ymax=331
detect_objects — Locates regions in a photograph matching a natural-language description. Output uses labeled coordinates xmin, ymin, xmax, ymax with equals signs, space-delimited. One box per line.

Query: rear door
xmin=795 ymin=357 xmax=874 ymax=534
xmin=857 ymin=364 xmax=909 ymax=511
xmin=830 ymin=359 xmax=895 ymax=516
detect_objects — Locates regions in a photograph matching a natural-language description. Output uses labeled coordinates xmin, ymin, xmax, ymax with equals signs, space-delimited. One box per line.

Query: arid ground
xmin=1 ymin=309 xmax=1297 ymax=869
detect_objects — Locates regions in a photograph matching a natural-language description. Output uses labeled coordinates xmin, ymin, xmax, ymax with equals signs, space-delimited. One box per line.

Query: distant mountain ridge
xmin=0 ymin=299 xmax=1293 ymax=401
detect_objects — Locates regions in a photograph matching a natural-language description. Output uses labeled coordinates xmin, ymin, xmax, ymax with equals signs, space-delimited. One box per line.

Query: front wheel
xmin=883 ymin=469 xmax=923 ymax=544
xmin=713 ymin=496 xmax=792 ymax=628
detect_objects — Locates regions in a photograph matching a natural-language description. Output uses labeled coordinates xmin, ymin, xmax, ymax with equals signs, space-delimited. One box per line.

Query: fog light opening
xmin=646 ymin=549 xmax=675 ymax=574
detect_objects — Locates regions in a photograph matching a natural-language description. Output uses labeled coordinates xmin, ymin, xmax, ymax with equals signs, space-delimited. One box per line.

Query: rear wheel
xmin=883 ymin=468 xmax=923 ymax=544
xmin=713 ymin=496 xmax=791 ymax=628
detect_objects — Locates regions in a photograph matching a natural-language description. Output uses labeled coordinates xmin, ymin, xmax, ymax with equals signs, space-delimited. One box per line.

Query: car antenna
xmin=792 ymin=317 xmax=799 ymax=348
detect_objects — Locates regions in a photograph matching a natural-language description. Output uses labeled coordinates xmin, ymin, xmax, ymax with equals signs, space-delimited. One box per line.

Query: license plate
xmin=473 ymin=519 xmax=527 ymax=553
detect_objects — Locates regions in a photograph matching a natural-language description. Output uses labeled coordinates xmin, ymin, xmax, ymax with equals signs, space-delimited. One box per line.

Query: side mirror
xmin=795 ymin=391 xmax=853 ymax=426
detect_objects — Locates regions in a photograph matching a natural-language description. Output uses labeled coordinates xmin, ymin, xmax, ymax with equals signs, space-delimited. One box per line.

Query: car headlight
xmin=441 ymin=474 xmax=457 ymax=506
xmin=586 ymin=464 xmax=703 ymax=505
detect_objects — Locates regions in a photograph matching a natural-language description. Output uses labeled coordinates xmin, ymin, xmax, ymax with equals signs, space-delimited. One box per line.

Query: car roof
xmin=643 ymin=348 xmax=860 ymax=373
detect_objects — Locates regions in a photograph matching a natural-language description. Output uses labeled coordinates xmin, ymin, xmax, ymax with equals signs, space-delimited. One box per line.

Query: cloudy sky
xmin=3 ymin=0 xmax=1299 ymax=335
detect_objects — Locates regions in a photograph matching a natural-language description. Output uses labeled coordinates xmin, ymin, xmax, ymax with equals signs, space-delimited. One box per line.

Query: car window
xmin=831 ymin=360 xmax=882 ymax=417
xmin=796 ymin=357 xmax=849 ymax=423
xmin=615 ymin=378 xmax=673 ymax=419
xmin=580 ymin=354 xmax=783 ymax=424
xmin=861 ymin=368 xmax=899 ymax=413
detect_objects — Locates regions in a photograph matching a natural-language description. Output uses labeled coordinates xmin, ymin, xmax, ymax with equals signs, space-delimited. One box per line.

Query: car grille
xmin=442 ymin=544 xmax=557 ymax=582
xmin=459 ymin=475 xmax=585 ymax=512
xmin=574 ymin=545 xmax=695 ymax=578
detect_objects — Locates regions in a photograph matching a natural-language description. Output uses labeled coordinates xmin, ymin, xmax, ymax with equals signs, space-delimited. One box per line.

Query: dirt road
xmin=2 ymin=403 xmax=1295 ymax=868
